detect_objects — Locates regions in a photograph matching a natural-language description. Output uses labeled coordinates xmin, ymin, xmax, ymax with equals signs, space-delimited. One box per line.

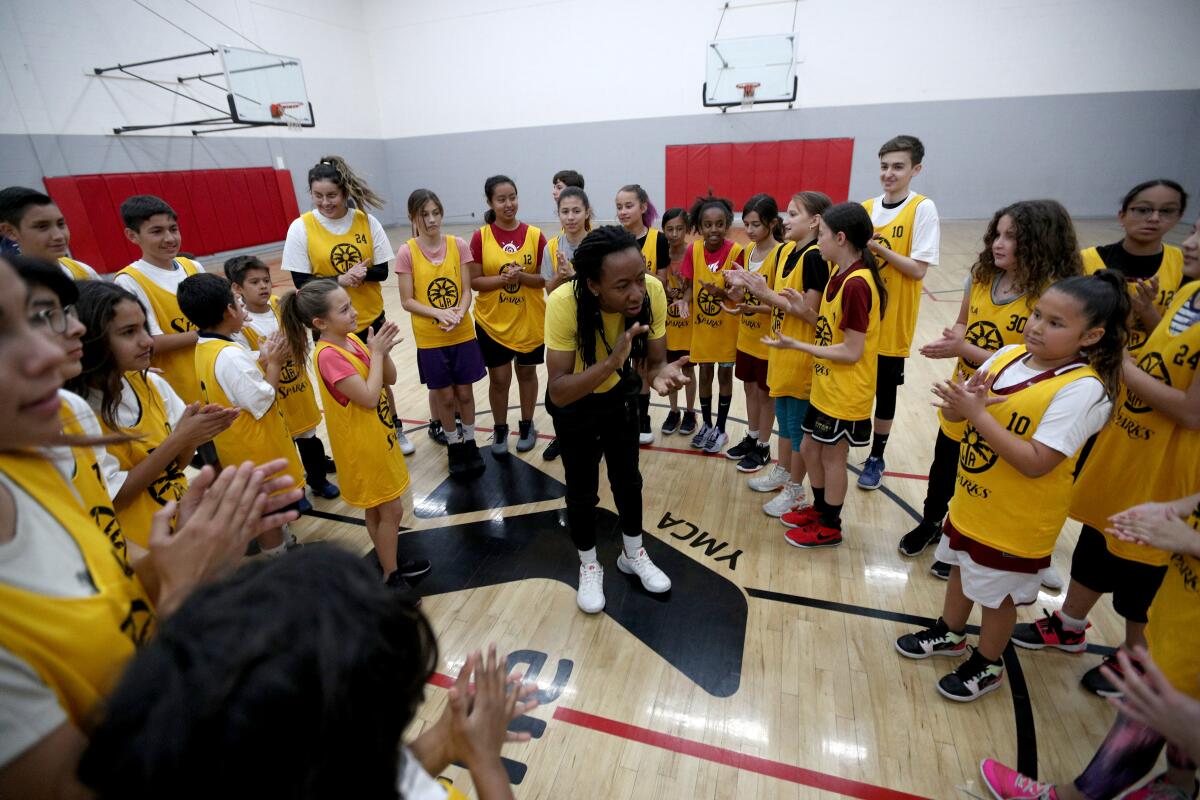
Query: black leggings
xmin=921 ymin=429 xmax=960 ymax=526
xmin=549 ymin=387 xmax=644 ymax=552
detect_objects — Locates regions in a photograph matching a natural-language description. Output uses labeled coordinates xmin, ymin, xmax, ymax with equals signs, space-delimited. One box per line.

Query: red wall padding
xmin=664 ymin=138 xmax=854 ymax=214
xmin=42 ymin=168 xmax=300 ymax=274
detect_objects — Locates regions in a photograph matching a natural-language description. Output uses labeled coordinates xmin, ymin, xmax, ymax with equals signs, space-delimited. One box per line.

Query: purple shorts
xmin=416 ymin=339 xmax=487 ymax=390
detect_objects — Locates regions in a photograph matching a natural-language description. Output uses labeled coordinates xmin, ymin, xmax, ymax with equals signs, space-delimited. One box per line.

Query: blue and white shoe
xmin=857 ymin=456 xmax=885 ymax=490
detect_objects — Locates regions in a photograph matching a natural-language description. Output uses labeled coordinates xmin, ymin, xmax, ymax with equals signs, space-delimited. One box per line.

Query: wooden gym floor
xmin=198 ymin=217 xmax=1191 ymax=799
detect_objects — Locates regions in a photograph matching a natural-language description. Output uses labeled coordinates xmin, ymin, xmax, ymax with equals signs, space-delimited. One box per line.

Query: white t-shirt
xmin=44 ymin=390 xmax=124 ymax=497
xmin=395 ymin=748 xmax=450 ymax=799
xmin=866 ymin=192 xmax=940 ymax=266
xmin=113 ymin=260 xmax=195 ymax=336
xmin=60 ymin=259 xmax=101 ymax=280
xmin=977 ymin=345 xmax=1111 ymax=457
xmin=201 ymin=335 xmax=275 ymax=420
xmin=0 ymin=468 xmax=96 ymax=767
xmin=281 ymin=209 xmax=394 ymax=275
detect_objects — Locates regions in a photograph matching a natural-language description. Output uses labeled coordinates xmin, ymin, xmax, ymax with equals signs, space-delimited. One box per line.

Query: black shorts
xmin=475 ymin=321 xmax=545 ymax=368
xmin=1070 ymin=525 xmax=1168 ymax=623
xmin=801 ymin=405 xmax=871 ymax=446
xmin=877 ymin=354 xmax=906 ymax=387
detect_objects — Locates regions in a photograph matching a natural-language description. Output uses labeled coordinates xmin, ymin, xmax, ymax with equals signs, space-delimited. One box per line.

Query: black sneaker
xmin=895 ymin=617 xmax=967 ymax=659
xmin=543 ymin=437 xmax=562 ymax=461
xmin=324 ymin=457 xmax=337 ymax=473
xmin=678 ymin=412 xmax=698 ymax=436
xmin=930 ymin=560 xmax=951 ymax=580
xmin=725 ymin=434 xmax=758 ymax=460
xmin=397 ymin=558 xmax=431 ymax=579
xmin=661 ymin=410 xmax=681 ymax=435
xmin=1082 ymin=650 xmax=1133 ymax=698
xmin=428 ymin=419 xmax=448 ymax=445
xmin=462 ymin=440 xmax=485 ymax=477
xmin=385 ymin=570 xmax=421 ymax=606
xmin=898 ymin=521 xmax=942 ymax=557
xmin=937 ymin=647 xmax=1004 ymax=702
xmin=1010 ymin=610 xmax=1089 ymax=652
xmin=736 ymin=444 xmax=770 ymax=473
xmin=447 ymin=441 xmax=470 ymax=478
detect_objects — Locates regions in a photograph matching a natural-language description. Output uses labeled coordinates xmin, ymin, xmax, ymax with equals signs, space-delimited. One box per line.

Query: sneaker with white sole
xmin=690 ymin=422 xmax=712 ymax=449
xmin=516 ymin=420 xmax=538 ymax=452
xmin=1039 ymin=564 xmax=1065 ymax=590
xmin=938 ymin=647 xmax=1005 ymax=702
xmin=725 ymin=434 xmax=757 ymax=460
xmin=749 ymin=463 xmax=789 ymax=492
xmin=763 ymin=482 xmax=805 ymax=517
xmin=979 ymin=759 xmax=1058 ymax=800
xmin=895 ymin=617 xmax=968 ymax=659
xmin=702 ymin=427 xmax=728 ymax=454
xmin=617 ymin=547 xmax=672 ymax=593
xmin=397 ymin=430 xmax=416 ymax=456
xmin=576 ymin=562 xmax=605 ymax=613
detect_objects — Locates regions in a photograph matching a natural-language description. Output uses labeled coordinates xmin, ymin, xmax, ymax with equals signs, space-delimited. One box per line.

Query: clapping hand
xmin=651 ymin=354 xmax=691 ymax=395
xmin=920 ymin=327 xmax=964 ymax=359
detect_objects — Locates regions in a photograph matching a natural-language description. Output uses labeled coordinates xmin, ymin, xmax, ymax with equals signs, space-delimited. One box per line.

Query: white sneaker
xmin=1039 ymin=564 xmax=1064 ymax=590
xmin=617 ymin=547 xmax=672 ymax=593
xmin=702 ymin=427 xmax=728 ymax=454
xmin=576 ymin=562 xmax=605 ymax=613
xmin=397 ymin=430 xmax=416 ymax=456
xmin=749 ymin=464 xmax=789 ymax=492
xmin=638 ymin=430 xmax=655 ymax=445
xmin=763 ymin=482 xmax=805 ymax=517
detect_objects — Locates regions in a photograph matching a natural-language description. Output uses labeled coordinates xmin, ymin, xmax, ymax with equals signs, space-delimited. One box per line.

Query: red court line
xmin=921 ymin=286 xmax=943 ymax=302
xmin=552 ymin=706 xmax=930 ymax=800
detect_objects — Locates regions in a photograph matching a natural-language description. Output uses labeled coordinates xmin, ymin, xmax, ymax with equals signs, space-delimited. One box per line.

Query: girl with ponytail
xmin=543 ymin=226 xmax=689 ymax=615
xmin=895 ymin=270 xmax=1127 ymax=703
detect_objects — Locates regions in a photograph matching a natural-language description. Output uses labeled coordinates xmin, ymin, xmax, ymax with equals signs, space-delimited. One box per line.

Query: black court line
xmin=299 ymin=507 xmax=410 ymax=531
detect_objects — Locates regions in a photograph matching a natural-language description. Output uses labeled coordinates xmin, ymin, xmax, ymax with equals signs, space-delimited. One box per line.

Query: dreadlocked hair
xmin=278 ymin=279 xmax=342 ymax=368
xmin=571 ymin=226 xmax=651 ymax=367
xmin=1045 ymin=270 xmax=1131 ymax=403
xmin=308 ymin=156 xmax=386 ymax=211
xmin=687 ymin=191 xmax=733 ymax=233
xmin=821 ymin=203 xmax=889 ymax=319
xmin=971 ymin=200 xmax=1082 ymax=298
xmin=69 ymin=281 xmax=150 ymax=431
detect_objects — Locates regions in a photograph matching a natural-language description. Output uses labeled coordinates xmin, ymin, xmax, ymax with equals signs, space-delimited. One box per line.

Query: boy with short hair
xmin=551 ymin=169 xmax=585 ymax=204
xmin=114 ymin=195 xmax=204 ymax=404
xmin=177 ymin=272 xmax=304 ymax=558
xmin=858 ymin=134 xmax=940 ymax=490
xmin=224 ymin=255 xmax=340 ymax=505
xmin=0 ymin=186 xmax=101 ymax=280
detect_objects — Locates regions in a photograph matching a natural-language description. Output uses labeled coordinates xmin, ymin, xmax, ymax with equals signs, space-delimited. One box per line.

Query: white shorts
xmin=934 ymin=535 xmax=1042 ymax=610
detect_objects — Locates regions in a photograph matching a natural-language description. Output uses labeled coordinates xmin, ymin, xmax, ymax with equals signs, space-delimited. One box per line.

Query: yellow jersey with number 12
xmin=474 ymin=224 xmax=545 ymax=353
xmin=862 ymin=194 xmax=928 ymax=357
xmin=1082 ymin=245 xmax=1184 ymax=353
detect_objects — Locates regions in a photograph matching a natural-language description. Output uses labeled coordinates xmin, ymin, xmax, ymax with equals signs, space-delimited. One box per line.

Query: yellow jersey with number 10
xmin=862 ymin=194 xmax=928 ymax=358
xmin=303 ymin=209 xmax=382 ymax=328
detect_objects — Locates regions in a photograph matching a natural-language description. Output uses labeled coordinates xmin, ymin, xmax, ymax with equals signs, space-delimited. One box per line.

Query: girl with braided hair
xmin=544 ymin=226 xmax=689 ymax=614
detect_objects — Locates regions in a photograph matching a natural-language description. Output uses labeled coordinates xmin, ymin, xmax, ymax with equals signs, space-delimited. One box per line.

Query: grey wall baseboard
xmin=4 ymin=90 xmax=1196 ymax=235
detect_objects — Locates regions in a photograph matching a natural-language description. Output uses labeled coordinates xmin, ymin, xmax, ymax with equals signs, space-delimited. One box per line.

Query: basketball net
xmin=270 ymin=102 xmax=304 ymax=132
xmin=736 ymin=82 xmax=759 ymax=110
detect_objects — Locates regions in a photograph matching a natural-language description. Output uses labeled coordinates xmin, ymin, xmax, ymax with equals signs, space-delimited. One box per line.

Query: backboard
xmin=703 ymin=34 xmax=797 ymax=111
xmin=219 ymin=45 xmax=314 ymax=127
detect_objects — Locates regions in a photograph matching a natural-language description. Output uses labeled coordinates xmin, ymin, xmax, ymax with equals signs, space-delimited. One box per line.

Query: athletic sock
xmin=700 ymin=396 xmax=713 ymax=427
xmin=622 ymin=534 xmax=644 ymax=557
xmin=716 ymin=394 xmax=732 ymax=432
xmin=638 ymin=394 xmax=650 ymax=425
xmin=579 ymin=547 xmax=599 ymax=565
xmin=1059 ymin=611 xmax=1088 ymax=632
xmin=812 ymin=486 xmax=826 ymax=510
xmin=820 ymin=502 xmax=843 ymax=530
xmin=463 ymin=423 xmax=476 ymax=440
xmin=261 ymin=542 xmax=287 ymax=560
xmin=747 ymin=429 xmax=759 ymax=441
xmin=871 ymin=432 xmax=889 ymax=460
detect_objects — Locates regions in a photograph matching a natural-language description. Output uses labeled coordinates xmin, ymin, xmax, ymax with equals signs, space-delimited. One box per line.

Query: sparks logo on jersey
xmin=667 ymin=300 xmax=683 ymax=319
xmin=376 ymin=390 xmax=397 ymax=451
xmin=959 ymin=423 xmax=998 ymax=473
xmin=427 ymin=276 xmax=459 ymax=309
xmin=814 ymin=316 xmax=833 ymax=347
xmin=874 ymin=235 xmax=893 ymax=252
xmin=89 ymin=506 xmax=131 ymax=575
xmin=1124 ymin=351 xmax=1170 ymax=414
xmin=169 ymin=316 xmax=196 ymax=334
xmin=279 ymin=361 xmax=301 ymax=385
xmin=120 ymin=598 xmax=155 ymax=647
xmin=771 ymin=306 xmax=784 ymax=332
xmin=696 ymin=285 xmax=721 ymax=317
xmin=1129 ymin=328 xmax=1149 ymax=352
xmin=330 ymin=243 xmax=364 ymax=274
xmin=964 ymin=321 xmax=1004 ymax=368
xmin=146 ymin=453 xmax=186 ymax=505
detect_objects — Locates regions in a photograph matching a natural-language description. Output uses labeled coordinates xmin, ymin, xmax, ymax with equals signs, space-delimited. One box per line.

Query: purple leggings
xmin=1074 ymin=712 xmax=1196 ymax=799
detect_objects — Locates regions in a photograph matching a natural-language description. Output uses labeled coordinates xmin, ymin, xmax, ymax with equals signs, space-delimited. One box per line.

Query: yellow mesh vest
xmin=641 ymin=228 xmax=661 ymax=274
xmin=1145 ymin=502 xmax=1200 ymax=699
xmin=194 ymin=337 xmax=304 ymax=493
xmin=735 ymin=241 xmax=782 ymax=361
xmin=474 ymin=224 xmax=545 ymax=352
xmin=688 ymin=241 xmax=743 ymax=364
xmin=767 ymin=241 xmax=825 ymax=400
xmin=809 ymin=265 xmax=882 ymax=421
xmin=862 ymin=194 xmax=927 ymax=357
xmin=303 ymin=210 xmax=383 ymax=328
xmin=1071 ymin=281 xmax=1200 ymax=566
xmin=115 ymin=258 xmax=202 ymax=403
xmin=949 ymin=346 xmax=1101 ymax=559
xmin=59 ymin=257 xmax=94 ymax=280
xmin=313 ymin=338 xmax=409 ymax=508
xmin=1082 ymin=245 xmax=1184 ymax=353
xmin=406 ymin=237 xmax=475 ymax=349
xmin=938 ymin=277 xmax=1033 ymax=440
xmin=58 ymin=394 xmax=131 ymax=574
xmin=0 ymin=452 xmax=156 ymax=727
xmin=663 ymin=256 xmax=692 ymax=353
xmin=240 ymin=296 xmax=322 ymax=437
xmin=100 ymin=372 xmax=188 ymax=547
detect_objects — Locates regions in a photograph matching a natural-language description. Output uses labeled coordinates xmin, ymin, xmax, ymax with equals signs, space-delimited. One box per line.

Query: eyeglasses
xmin=29 ymin=304 xmax=79 ymax=334
xmin=1126 ymin=206 xmax=1182 ymax=221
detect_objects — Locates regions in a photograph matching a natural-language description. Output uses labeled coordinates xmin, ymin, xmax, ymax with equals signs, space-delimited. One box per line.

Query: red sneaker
xmin=779 ymin=505 xmax=820 ymax=528
xmin=784 ymin=522 xmax=843 ymax=549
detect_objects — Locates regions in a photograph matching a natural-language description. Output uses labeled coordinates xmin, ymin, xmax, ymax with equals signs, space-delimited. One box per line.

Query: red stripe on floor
xmin=921 ymin=286 xmax=943 ymax=302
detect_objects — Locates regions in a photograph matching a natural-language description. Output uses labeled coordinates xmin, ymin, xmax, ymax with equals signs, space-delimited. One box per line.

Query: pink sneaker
xmin=980 ymin=759 xmax=1057 ymax=800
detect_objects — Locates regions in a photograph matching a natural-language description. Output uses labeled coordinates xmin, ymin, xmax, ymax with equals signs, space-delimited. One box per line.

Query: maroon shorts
xmin=734 ymin=350 xmax=769 ymax=391
xmin=942 ymin=519 xmax=1050 ymax=574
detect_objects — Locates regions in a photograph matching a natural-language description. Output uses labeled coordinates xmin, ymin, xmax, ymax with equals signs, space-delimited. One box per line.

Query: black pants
xmin=549 ymin=386 xmax=644 ymax=552
xmin=922 ymin=429 xmax=960 ymax=526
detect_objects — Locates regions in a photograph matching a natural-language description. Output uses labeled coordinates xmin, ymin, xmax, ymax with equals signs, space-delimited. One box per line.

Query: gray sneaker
xmin=491 ymin=424 xmax=510 ymax=456
xmin=690 ymin=422 xmax=712 ymax=449
xmin=396 ymin=430 xmax=415 ymax=456
xmin=516 ymin=420 xmax=537 ymax=452
xmin=702 ymin=427 xmax=728 ymax=454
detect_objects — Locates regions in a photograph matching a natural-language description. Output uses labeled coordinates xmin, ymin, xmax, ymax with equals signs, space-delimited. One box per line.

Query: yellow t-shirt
xmin=1082 ymin=244 xmax=1184 ymax=353
xmin=544 ymin=278 xmax=668 ymax=395
xmin=862 ymin=194 xmax=928 ymax=357
xmin=1145 ymin=502 xmax=1200 ymax=700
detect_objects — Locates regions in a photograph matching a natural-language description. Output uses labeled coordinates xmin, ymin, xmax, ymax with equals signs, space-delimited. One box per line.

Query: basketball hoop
xmin=736 ymin=82 xmax=760 ymax=110
xmin=270 ymin=101 xmax=305 ymax=131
